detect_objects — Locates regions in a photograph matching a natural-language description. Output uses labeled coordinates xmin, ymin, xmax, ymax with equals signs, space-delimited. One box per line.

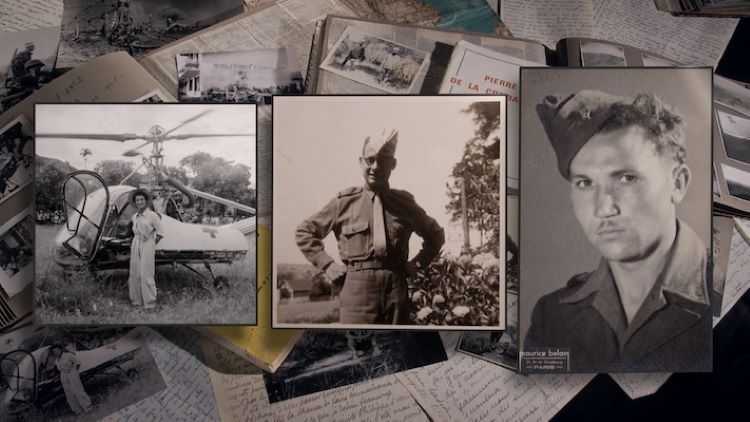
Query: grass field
xmin=34 ymin=225 xmax=257 ymax=325
xmin=277 ymin=298 xmax=339 ymax=324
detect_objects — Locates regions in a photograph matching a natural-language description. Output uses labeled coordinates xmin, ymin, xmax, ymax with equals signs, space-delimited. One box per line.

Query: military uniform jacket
xmin=295 ymin=185 xmax=445 ymax=271
xmin=525 ymin=220 xmax=711 ymax=372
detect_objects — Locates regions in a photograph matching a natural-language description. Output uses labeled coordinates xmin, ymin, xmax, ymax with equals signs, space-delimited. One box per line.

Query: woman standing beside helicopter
xmin=128 ymin=189 xmax=163 ymax=310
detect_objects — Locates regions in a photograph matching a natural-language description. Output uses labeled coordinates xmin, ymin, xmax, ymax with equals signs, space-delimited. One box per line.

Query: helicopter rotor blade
xmin=160 ymin=133 xmax=255 ymax=141
xmin=35 ymin=133 xmax=144 ymax=142
xmin=160 ymin=110 xmax=213 ymax=137
xmin=122 ymin=139 xmax=156 ymax=157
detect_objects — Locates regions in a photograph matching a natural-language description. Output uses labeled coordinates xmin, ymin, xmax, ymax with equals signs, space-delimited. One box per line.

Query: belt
xmin=346 ymin=259 xmax=404 ymax=271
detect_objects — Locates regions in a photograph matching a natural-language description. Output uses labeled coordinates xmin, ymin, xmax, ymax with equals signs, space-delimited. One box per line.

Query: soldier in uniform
xmin=525 ymin=90 xmax=711 ymax=372
xmin=295 ymin=130 xmax=445 ymax=324
xmin=10 ymin=42 xmax=35 ymax=80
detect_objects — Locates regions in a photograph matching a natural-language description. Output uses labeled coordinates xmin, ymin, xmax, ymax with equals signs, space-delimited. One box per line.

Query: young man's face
xmin=568 ymin=125 xmax=688 ymax=263
xmin=359 ymin=146 xmax=396 ymax=190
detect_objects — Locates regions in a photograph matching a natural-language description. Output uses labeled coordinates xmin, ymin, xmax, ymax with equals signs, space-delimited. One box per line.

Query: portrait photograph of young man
xmin=519 ymin=67 xmax=713 ymax=373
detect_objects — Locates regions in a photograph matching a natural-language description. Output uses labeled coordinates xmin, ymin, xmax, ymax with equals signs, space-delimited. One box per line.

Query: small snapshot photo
xmin=641 ymin=54 xmax=679 ymax=67
xmin=34 ymin=103 xmax=257 ymax=325
xmin=0 ymin=209 xmax=34 ymax=299
xmin=718 ymin=110 xmax=750 ymax=165
xmin=177 ymin=48 xmax=303 ymax=105
xmin=520 ymin=68 xmax=713 ymax=373
xmin=58 ymin=0 xmax=245 ymax=67
xmin=0 ymin=26 xmax=60 ymax=114
xmin=579 ymin=41 xmax=627 ymax=67
xmin=0 ymin=116 xmax=34 ymax=204
xmin=320 ymin=26 xmax=429 ymax=94
xmin=457 ymin=291 xmax=519 ymax=370
xmin=273 ymin=95 xmax=507 ymax=330
xmin=722 ymin=163 xmax=750 ymax=202
xmin=263 ymin=330 xmax=447 ymax=403
xmin=0 ymin=325 xmax=165 ymax=421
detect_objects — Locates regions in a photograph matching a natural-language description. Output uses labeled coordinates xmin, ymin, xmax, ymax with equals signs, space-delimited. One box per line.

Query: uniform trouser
xmin=338 ymin=268 xmax=409 ymax=324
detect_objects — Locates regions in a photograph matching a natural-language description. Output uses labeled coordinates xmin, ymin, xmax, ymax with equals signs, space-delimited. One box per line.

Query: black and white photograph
xmin=641 ymin=54 xmax=679 ymax=67
xmin=320 ymin=26 xmax=429 ymax=94
xmin=34 ymin=103 xmax=257 ymax=325
xmin=0 ymin=116 xmax=34 ymax=204
xmin=177 ymin=48 xmax=303 ymax=105
xmin=0 ymin=209 xmax=34 ymax=299
xmin=0 ymin=325 xmax=166 ymax=421
xmin=0 ymin=26 xmax=60 ymax=114
xmin=718 ymin=109 xmax=750 ymax=165
xmin=273 ymin=95 xmax=506 ymax=330
xmin=520 ymin=68 xmax=713 ymax=373
xmin=263 ymin=330 xmax=447 ymax=403
xmin=57 ymin=0 xmax=245 ymax=67
xmin=457 ymin=291 xmax=519 ymax=370
xmin=579 ymin=42 xmax=627 ymax=67
xmin=722 ymin=163 xmax=750 ymax=203
xmin=714 ymin=76 xmax=750 ymax=117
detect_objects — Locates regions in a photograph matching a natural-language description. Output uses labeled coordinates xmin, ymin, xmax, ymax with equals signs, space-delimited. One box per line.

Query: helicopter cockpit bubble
xmin=60 ymin=171 xmax=110 ymax=261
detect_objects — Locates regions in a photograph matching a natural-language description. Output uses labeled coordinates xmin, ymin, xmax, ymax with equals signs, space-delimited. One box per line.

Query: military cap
xmin=536 ymin=90 xmax=630 ymax=180
xmin=363 ymin=129 xmax=398 ymax=158
xmin=24 ymin=42 xmax=35 ymax=49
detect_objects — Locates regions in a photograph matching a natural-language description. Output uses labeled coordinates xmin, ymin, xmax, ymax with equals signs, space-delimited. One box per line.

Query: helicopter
xmin=36 ymin=109 xmax=256 ymax=289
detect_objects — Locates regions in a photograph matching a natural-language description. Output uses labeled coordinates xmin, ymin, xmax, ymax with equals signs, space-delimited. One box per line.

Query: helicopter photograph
xmin=34 ymin=103 xmax=257 ymax=325
xmin=0 ymin=324 xmax=165 ymax=421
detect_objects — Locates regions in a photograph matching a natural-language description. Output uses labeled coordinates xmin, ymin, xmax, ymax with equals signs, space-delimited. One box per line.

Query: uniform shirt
xmin=525 ymin=220 xmax=711 ymax=372
xmin=131 ymin=208 xmax=163 ymax=242
xmin=296 ymin=185 xmax=445 ymax=271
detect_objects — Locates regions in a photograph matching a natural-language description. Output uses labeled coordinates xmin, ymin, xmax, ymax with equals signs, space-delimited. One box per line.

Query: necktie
xmin=372 ymin=194 xmax=387 ymax=257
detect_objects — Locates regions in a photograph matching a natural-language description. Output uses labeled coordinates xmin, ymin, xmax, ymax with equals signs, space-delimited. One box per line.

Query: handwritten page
xmin=396 ymin=350 xmax=593 ymax=421
xmin=590 ymin=0 xmax=738 ymax=67
xmin=499 ymin=0 xmax=595 ymax=47
xmin=104 ymin=328 xmax=220 ymax=422
xmin=718 ymin=221 xmax=750 ymax=324
xmin=0 ymin=0 xmax=63 ymax=32
xmin=203 ymin=339 xmax=427 ymax=422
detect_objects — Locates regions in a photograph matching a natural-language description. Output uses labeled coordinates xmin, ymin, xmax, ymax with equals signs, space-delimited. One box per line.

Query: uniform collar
xmin=363 ymin=184 xmax=390 ymax=199
xmin=559 ymin=219 xmax=709 ymax=308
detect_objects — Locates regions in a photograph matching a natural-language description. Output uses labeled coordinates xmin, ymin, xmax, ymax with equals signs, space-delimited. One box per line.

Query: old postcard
xmin=520 ymin=67 xmax=713 ymax=372
xmin=34 ymin=103 xmax=257 ymax=325
xmin=0 ymin=116 xmax=33 ymax=205
xmin=273 ymin=95 xmax=506 ymax=330
xmin=177 ymin=48 xmax=303 ymax=104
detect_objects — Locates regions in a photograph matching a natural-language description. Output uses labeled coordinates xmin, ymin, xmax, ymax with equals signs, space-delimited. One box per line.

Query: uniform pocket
xmin=340 ymin=221 xmax=370 ymax=259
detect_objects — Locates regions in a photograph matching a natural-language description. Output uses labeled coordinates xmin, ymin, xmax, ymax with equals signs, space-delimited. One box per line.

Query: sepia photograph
xmin=718 ymin=109 xmax=750 ymax=165
xmin=273 ymin=95 xmax=506 ymax=330
xmin=722 ymin=163 xmax=750 ymax=203
xmin=263 ymin=330 xmax=447 ymax=403
xmin=0 ymin=325 xmax=165 ymax=421
xmin=320 ymin=26 xmax=429 ymax=94
xmin=520 ymin=68 xmax=713 ymax=373
xmin=177 ymin=48 xmax=303 ymax=105
xmin=579 ymin=42 xmax=627 ymax=67
xmin=0 ymin=209 xmax=34 ymax=299
xmin=34 ymin=103 xmax=257 ymax=325
xmin=0 ymin=116 xmax=34 ymax=204
xmin=57 ymin=0 xmax=245 ymax=67
xmin=0 ymin=26 xmax=60 ymax=114
xmin=457 ymin=291 xmax=518 ymax=370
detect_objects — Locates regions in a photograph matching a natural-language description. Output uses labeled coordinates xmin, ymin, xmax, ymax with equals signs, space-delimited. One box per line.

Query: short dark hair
xmin=596 ymin=93 xmax=686 ymax=165
xmin=133 ymin=192 xmax=149 ymax=201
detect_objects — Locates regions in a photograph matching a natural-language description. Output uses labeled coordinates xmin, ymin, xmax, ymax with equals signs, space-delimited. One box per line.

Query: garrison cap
xmin=363 ymin=129 xmax=398 ymax=158
xmin=536 ymin=90 xmax=630 ymax=180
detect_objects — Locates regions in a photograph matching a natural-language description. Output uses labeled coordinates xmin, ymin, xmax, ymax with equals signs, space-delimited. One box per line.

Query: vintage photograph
xmin=320 ymin=26 xmax=429 ymax=94
xmin=641 ymin=54 xmax=679 ymax=67
xmin=0 ymin=209 xmax=34 ymax=299
xmin=0 ymin=26 xmax=60 ymax=114
xmin=263 ymin=330 xmax=447 ymax=403
xmin=0 ymin=325 xmax=165 ymax=421
xmin=579 ymin=42 xmax=627 ymax=67
xmin=57 ymin=0 xmax=245 ymax=67
xmin=273 ymin=95 xmax=506 ymax=330
xmin=34 ymin=103 xmax=257 ymax=325
xmin=718 ymin=109 xmax=750 ymax=165
xmin=0 ymin=116 xmax=34 ymax=204
xmin=520 ymin=68 xmax=713 ymax=373
xmin=722 ymin=163 xmax=750 ymax=202
xmin=132 ymin=89 xmax=168 ymax=103
xmin=457 ymin=291 xmax=519 ymax=370
xmin=177 ymin=48 xmax=303 ymax=105
xmin=714 ymin=76 xmax=750 ymax=117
